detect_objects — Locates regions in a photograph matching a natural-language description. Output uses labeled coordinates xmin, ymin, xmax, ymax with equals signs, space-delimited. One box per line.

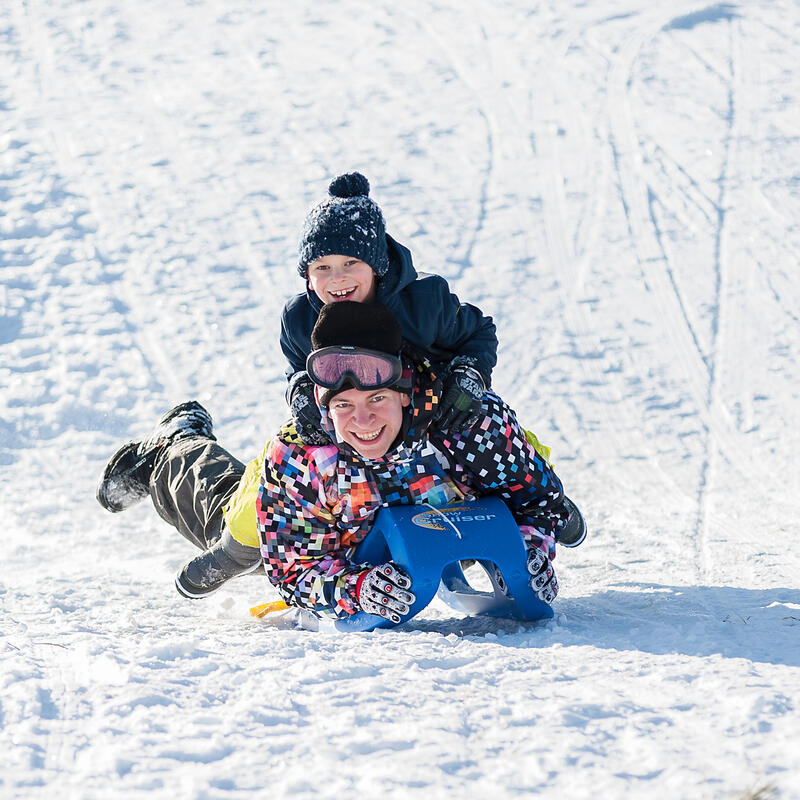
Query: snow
xmin=2 ymin=0 xmax=799 ymax=797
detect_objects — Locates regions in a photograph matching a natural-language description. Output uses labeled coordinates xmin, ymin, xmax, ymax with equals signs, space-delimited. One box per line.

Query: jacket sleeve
xmin=407 ymin=275 xmax=498 ymax=384
xmin=431 ymin=391 xmax=567 ymax=537
xmin=280 ymin=297 xmax=316 ymax=382
xmin=256 ymin=439 xmax=364 ymax=618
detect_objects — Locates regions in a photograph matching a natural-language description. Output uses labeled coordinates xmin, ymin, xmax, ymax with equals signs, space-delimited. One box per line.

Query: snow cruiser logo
xmin=411 ymin=505 xmax=496 ymax=531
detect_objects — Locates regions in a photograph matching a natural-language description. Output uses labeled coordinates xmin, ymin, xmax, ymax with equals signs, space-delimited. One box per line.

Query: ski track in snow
xmin=2 ymin=1 xmax=800 ymax=798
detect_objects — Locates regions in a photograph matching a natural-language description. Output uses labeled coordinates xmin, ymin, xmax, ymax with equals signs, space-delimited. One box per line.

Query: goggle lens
xmin=307 ymin=347 xmax=402 ymax=391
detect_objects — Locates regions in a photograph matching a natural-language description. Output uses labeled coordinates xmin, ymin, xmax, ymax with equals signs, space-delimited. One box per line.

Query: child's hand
xmin=438 ymin=365 xmax=486 ymax=432
xmin=288 ymin=373 xmax=330 ymax=445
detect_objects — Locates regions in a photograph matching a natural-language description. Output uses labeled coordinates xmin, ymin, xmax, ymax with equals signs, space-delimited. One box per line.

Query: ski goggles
xmin=306 ymin=346 xmax=404 ymax=392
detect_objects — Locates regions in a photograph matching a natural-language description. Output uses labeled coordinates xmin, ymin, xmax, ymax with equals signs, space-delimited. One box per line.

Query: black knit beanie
xmin=311 ymin=302 xmax=404 ymax=405
xmin=311 ymin=301 xmax=402 ymax=353
xmin=298 ymin=172 xmax=390 ymax=279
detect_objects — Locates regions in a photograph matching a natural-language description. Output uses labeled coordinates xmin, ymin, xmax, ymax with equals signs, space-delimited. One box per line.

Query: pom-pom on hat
xmin=311 ymin=301 xmax=405 ymax=406
xmin=298 ymin=172 xmax=389 ymax=279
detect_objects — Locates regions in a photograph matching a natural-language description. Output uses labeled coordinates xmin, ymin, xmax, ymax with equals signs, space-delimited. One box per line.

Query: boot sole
xmin=96 ymin=441 xmax=152 ymax=513
xmin=174 ymin=559 xmax=262 ymax=599
xmin=556 ymin=496 xmax=588 ymax=548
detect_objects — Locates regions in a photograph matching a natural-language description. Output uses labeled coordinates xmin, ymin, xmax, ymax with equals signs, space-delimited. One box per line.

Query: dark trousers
xmin=150 ymin=437 xmax=246 ymax=551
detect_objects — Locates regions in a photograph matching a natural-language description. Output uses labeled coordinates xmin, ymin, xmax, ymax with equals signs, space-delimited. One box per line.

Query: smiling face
xmin=307 ymin=254 xmax=377 ymax=304
xmin=327 ymin=386 xmax=410 ymax=459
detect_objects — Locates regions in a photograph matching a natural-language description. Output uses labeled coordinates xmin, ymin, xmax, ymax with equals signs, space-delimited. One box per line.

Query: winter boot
xmin=175 ymin=530 xmax=262 ymax=599
xmin=97 ymin=401 xmax=215 ymax=513
xmin=555 ymin=496 xmax=587 ymax=547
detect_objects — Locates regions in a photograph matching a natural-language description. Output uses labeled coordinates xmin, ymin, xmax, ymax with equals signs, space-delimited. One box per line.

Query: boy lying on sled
xmin=97 ymin=302 xmax=585 ymax=623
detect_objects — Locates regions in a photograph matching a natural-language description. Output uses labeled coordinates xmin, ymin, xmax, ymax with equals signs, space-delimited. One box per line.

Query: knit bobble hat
xmin=311 ymin=301 xmax=404 ymax=406
xmin=298 ymin=172 xmax=390 ymax=279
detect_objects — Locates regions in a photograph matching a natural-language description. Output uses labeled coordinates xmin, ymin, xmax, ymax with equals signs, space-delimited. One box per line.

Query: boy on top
xmin=281 ymin=171 xmax=497 ymax=445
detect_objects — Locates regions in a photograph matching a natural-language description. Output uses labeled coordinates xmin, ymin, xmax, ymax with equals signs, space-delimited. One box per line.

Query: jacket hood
xmin=376 ymin=235 xmax=418 ymax=300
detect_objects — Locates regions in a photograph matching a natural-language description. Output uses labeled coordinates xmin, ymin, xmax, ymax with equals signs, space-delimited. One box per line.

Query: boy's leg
xmin=97 ymin=400 xmax=216 ymax=514
xmin=175 ymin=526 xmax=262 ymax=599
xmin=97 ymin=401 xmax=263 ymax=598
xmin=148 ymin=436 xmax=264 ymax=598
xmin=149 ymin=436 xmax=247 ymax=550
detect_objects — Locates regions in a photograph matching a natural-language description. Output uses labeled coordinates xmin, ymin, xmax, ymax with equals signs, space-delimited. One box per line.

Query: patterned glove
xmin=355 ymin=563 xmax=416 ymax=624
xmin=438 ymin=365 xmax=486 ymax=433
xmin=526 ymin=548 xmax=559 ymax=604
xmin=520 ymin=526 xmax=559 ymax=605
xmin=287 ymin=372 xmax=330 ymax=446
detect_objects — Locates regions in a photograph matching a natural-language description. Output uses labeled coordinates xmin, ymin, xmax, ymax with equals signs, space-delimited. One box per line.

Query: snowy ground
xmin=2 ymin=0 xmax=800 ymax=797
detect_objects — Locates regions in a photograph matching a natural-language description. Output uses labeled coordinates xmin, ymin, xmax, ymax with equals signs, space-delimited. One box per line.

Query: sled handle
xmin=250 ymin=599 xmax=290 ymax=618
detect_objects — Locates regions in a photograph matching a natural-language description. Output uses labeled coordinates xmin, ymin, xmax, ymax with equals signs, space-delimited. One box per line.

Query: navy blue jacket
xmin=280 ymin=235 xmax=498 ymax=383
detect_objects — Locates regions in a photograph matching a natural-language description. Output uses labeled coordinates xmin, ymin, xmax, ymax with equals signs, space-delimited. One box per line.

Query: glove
xmin=527 ymin=547 xmax=559 ymax=605
xmin=287 ymin=372 xmax=330 ymax=446
xmin=355 ymin=562 xmax=416 ymax=623
xmin=437 ymin=365 xmax=486 ymax=432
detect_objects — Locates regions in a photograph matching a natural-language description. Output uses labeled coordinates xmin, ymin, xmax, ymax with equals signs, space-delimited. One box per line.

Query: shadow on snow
xmin=406 ymin=583 xmax=800 ymax=667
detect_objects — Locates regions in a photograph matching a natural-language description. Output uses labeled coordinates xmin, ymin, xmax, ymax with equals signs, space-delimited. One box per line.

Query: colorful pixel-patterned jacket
xmin=256 ymin=357 xmax=565 ymax=619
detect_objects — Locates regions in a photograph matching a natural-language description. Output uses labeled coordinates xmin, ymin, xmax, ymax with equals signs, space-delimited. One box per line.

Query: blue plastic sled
xmin=335 ymin=496 xmax=553 ymax=632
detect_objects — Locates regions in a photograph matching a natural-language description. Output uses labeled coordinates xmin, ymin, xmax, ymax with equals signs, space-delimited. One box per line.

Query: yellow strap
xmin=250 ymin=599 xmax=290 ymax=618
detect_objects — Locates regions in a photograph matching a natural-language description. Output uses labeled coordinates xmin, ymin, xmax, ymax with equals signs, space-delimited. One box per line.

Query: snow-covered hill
xmin=2 ymin=1 xmax=799 ymax=797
